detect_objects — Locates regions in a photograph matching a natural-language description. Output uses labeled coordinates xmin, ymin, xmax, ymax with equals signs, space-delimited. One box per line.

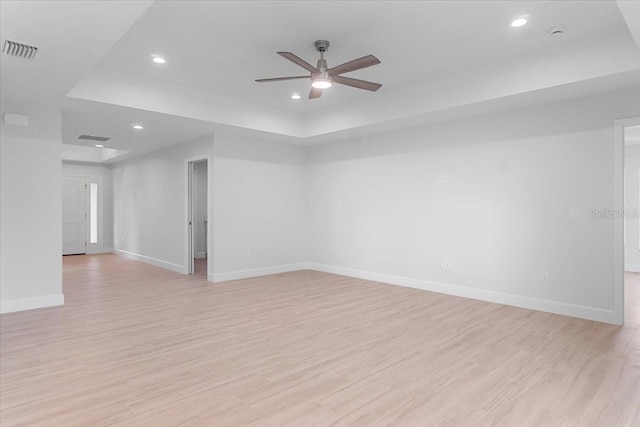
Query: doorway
xmin=623 ymin=123 xmax=640 ymax=329
xmin=62 ymin=175 xmax=104 ymax=256
xmin=615 ymin=117 xmax=640 ymax=325
xmin=187 ymin=158 xmax=208 ymax=275
xmin=624 ymin=125 xmax=640 ymax=272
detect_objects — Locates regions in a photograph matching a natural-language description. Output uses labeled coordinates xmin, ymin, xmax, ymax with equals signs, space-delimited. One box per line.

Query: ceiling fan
xmin=255 ymin=40 xmax=382 ymax=99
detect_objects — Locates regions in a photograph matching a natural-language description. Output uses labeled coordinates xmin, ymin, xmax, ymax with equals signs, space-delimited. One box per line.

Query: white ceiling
xmin=62 ymin=98 xmax=217 ymax=163
xmin=0 ymin=0 xmax=153 ymax=138
xmin=94 ymin=0 xmax=625 ymax=113
xmin=61 ymin=144 xmax=130 ymax=164
xmin=2 ymin=1 xmax=640 ymax=163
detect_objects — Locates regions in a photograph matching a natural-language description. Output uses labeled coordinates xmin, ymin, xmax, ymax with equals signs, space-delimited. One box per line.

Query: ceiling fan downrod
xmin=315 ymin=40 xmax=330 ymax=72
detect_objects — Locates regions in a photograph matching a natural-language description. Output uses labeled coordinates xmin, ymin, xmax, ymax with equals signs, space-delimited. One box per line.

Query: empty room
xmin=1 ymin=1 xmax=640 ymax=426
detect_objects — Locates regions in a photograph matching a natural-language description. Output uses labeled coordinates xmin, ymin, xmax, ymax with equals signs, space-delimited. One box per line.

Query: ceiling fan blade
xmin=328 ymin=55 xmax=380 ymax=76
xmin=309 ymin=87 xmax=323 ymax=99
xmin=255 ymin=76 xmax=309 ymax=83
xmin=333 ymin=75 xmax=382 ymax=92
xmin=277 ymin=52 xmax=319 ymax=73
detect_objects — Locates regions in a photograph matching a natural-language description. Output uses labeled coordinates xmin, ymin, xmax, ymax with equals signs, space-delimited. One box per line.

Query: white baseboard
xmin=1 ymin=294 xmax=65 ymax=314
xmin=97 ymin=252 xmax=622 ymax=324
xmin=112 ymin=248 xmax=187 ymax=275
xmin=306 ymin=263 xmax=619 ymax=325
xmin=625 ymin=263 xmax=640 ymax=273
xmin=195 ymin=252 xmax=207 ymax=259
xmin=210 ymin=262 xmax=310 ymax=283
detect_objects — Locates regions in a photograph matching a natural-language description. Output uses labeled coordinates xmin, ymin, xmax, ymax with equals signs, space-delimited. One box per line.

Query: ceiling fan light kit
xmin=311 ymin=77 xmax=332 ymax=89
xmin=256 ymin=40 xmax=382 ymax=99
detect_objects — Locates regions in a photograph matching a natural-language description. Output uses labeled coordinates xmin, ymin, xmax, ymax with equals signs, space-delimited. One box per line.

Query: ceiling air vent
xmin=2 ymin=39 xmax=38 ymax=60
xmin=76 ymin=134 xmax=111 ymax=142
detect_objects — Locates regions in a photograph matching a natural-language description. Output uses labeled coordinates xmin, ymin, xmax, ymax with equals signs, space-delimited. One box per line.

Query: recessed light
xmin=152 ymin=55 xmax=166 ymax=64
xmin=95 ymin=144 xmax=104 ymax=148
xmin=510 ymin=17 xmax=528 ymax=28
xmin=291 ymin=93 xmax=301 ymax=100
xmin=132 ymin=124 xmax=144 ymax=130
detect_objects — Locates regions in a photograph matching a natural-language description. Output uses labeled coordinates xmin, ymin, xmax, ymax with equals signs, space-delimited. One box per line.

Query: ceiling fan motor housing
xmin=316 ymin=58 xmax=328 ymax=73
xmin=314 ymin=40 xmax=330 ymax=52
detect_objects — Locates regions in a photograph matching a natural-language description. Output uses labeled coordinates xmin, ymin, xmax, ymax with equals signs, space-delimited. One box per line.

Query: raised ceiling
xmin=61 ymin=98 xmax=218 ymax=164
xmin=2 ymin=1 xmax=640 ymax=162
xmin=92 ymin=0 xmax=626 ymax=113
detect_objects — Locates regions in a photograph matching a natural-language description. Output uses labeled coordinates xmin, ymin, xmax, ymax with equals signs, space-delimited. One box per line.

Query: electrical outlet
xmin=439 ymin=260 xmax=451 ymax=270
xmin=571 ymin=207 xmax=580 ymax=219
xmin=541 ymin=270 xmax=549 ymax=282
xmin=438 ymin=175 xmax=450 ymax=184
xmin=247 ymin=249 xmax=254 ymax=258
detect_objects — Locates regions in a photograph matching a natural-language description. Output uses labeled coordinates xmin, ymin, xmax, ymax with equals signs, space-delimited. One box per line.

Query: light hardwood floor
xmin=1 ymin=254 xmax=639 ymax=426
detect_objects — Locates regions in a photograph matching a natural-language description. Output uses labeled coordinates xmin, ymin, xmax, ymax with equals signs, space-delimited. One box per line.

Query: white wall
xmin=306 ymin=89 xmax=640 ymax=324
xmin=193 ymin=160 xmax=208 ymax=258
xmin=107 ymin=90 xmax=636 ymax=323
xmin=111 ymin=131 xmax=308 ymax=279
xmin=62 ymin=162 xmax=113 ymax=253
xmin=625 ymin=143 xmax=640 ymax=271
xmin=111 ymin=135 xmax=214 ymax=273
xmin=1 ymin=121 xmax=63 ymax=313
xmin=211 ymin=130 xmax=308 ymax=281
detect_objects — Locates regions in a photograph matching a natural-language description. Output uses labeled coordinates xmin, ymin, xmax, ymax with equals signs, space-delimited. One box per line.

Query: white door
xmin=62 ymin=176 xmax=86 ymax=255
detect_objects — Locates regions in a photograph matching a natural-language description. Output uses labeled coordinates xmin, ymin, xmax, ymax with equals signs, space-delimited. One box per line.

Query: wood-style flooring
xmin=1 ymin=254 xmax=639 ymax=426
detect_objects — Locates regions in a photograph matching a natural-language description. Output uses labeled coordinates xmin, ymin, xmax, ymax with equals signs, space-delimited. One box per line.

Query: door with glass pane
xmin=62 ymin=175 xmax=101 ymax=255
xmin=62 ymin=176 xmax=87 ymax=255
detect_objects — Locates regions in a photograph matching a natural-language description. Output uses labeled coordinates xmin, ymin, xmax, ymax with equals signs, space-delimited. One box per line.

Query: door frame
xmin=62 ymin=174 xmax=105 ymax=254
xmin=184 ymin=155 xmax=210 ymax=276
xmin=613 ymin=116 xmax=640 ymax=325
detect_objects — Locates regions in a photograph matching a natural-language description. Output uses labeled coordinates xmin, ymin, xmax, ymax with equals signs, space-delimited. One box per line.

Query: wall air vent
xmin=76 ymin=134 xmax=111 ymax=142
xmin=2 ymin=39 xmax=38 ymax=60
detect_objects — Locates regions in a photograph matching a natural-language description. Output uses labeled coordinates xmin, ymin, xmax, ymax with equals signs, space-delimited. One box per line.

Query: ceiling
xmin=62 ymin=98 xmax=217 ymax=164
xmin=2 ymin=1 xmax=640 ymax=163
xmin=94 ymin=0 xmax=625 ymax=113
